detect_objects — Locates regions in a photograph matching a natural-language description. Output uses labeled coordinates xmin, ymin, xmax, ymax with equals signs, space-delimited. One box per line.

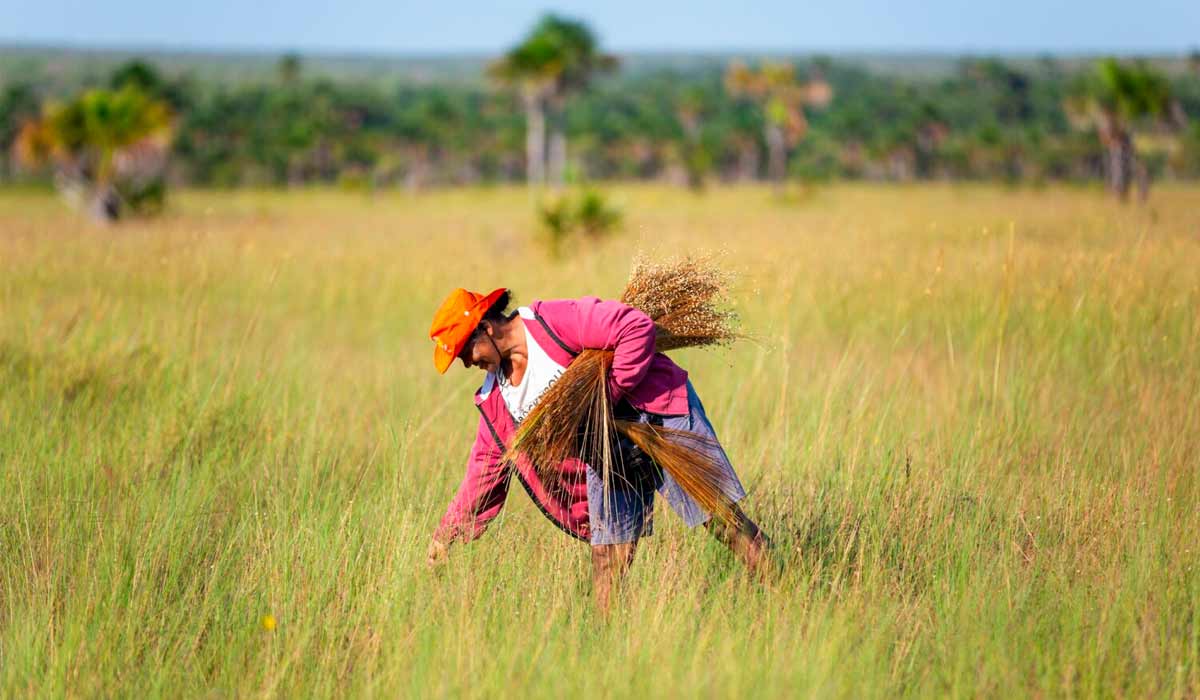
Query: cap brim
xmin=433 ymin=344 xmax=457 ymax=374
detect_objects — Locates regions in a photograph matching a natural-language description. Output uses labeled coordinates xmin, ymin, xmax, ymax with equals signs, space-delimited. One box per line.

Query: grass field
xmin=1 ymin=183 xmax=1198 ymax=697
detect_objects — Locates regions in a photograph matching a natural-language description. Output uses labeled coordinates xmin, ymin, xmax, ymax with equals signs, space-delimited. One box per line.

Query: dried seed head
xmin=622 ymin=254 xmax=740 ymax=351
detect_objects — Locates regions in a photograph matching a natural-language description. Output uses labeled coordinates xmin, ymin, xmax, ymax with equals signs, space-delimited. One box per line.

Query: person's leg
xmin=658 ymin=381 xmax=777 ymax=579
xmin=591 ymin=540 xmax=639 ymax=614
xmin=703 ymin=503 xmax=774 ymax=579
xmin=586 ymin=461 xmax=654 ymax=613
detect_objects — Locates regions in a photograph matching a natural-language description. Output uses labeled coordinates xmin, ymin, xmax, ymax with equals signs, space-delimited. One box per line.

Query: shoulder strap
xmin=530 ymin=306 xmax=578 ymax=358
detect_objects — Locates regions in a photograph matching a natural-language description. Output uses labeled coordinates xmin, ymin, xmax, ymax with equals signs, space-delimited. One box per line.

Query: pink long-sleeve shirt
xmin=433 ymin=297 xmax=690 ymax=543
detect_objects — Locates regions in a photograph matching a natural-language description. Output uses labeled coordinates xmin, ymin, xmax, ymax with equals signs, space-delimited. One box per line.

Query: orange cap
xmin=429 ymin=287 xmax=507 ymax=374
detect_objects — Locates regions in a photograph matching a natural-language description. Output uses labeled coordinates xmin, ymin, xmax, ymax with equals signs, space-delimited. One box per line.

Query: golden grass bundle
xmin=504 ymin=255 xmax=742 ymax=526
xmin=614 ymin=421 xmax=739 ymax=525
xmin=620 ymin=256 xmax=740 ymax=352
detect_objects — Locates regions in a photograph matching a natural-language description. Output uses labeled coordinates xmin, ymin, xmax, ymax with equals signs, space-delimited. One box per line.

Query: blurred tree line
xmin=3 ymin=45 xmax=1199 ymax=196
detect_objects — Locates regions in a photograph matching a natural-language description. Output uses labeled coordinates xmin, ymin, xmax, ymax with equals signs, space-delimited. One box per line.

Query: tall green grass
xmin=1 ymin=184 xmax=1197 ymax=696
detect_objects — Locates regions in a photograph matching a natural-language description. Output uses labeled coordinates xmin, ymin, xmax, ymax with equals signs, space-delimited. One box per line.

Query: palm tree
xmin=490 ymin=15 xmax=616 ymax=186
xmin=725 ymin=60 xmax=832 ymax=190
xmin=673 ymin=86 xmax=710 ymax=191
xmin=278 ymin=53 xmax=303 ymax=85
xmin=0 ymin=83 xmax=40 ymax=180
xmin=1064 ymin=59 xmax=1180 ymax=201
xmin=15 ymin=86 xmax=173 ymax=221
xmin=489 ymin=31 xmax=559 ymax=186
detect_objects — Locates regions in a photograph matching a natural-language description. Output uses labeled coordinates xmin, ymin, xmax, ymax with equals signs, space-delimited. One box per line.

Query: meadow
xmin=1 ymin=183 xmax=1197 ymax=697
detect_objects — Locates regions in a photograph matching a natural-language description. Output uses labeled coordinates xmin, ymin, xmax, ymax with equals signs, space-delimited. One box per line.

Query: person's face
xmin=457 ymin=323 xmax=501 ymax=373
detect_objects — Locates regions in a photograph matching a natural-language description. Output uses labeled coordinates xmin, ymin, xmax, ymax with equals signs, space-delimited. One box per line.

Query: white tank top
xmin=497 ymin=307 xmax=567 ymax=424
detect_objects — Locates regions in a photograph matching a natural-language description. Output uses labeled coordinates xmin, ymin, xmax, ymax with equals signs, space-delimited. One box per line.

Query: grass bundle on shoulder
xmin=504 ymin=255 xmax=742 ymax=525
xmin=620 ymin=256 xmax=740 ymax=352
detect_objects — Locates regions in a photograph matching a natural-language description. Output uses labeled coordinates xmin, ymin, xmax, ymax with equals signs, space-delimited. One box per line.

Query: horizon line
xmin=1 ymin=38 xmax=1194 ymax=60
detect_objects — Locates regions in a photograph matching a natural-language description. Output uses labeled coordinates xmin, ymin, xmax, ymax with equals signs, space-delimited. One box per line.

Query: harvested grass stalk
xmin=615 ymin=421 xmax=739 ymax=525
xmin=620 ymin=256 xmax=740 ymax=351
xmin=509 ymin=349 xmax=614 ymax=484
xmin=504 ymin=255 xmax=741 ymax=524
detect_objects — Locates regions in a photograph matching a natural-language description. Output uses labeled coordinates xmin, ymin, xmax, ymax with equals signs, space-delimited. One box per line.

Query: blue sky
xmin=1 ymin=0 xmax=1196 ymax=53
